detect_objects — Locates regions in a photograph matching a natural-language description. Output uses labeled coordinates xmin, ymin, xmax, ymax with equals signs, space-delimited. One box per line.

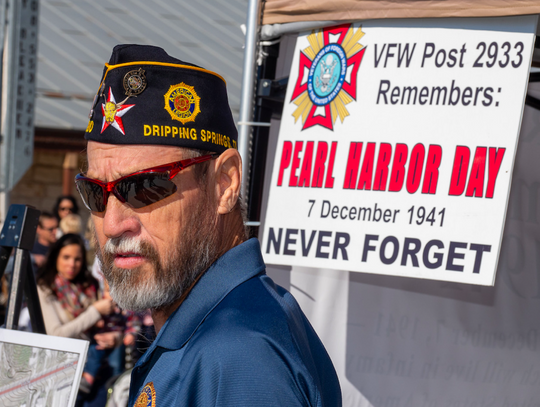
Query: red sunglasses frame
xmin=75 ymin=153 xmax=219 ymax=211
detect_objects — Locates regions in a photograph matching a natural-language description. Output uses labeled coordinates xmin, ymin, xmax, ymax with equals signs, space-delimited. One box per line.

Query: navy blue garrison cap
xmin=84 ymin=44 xmax=237 ymax=154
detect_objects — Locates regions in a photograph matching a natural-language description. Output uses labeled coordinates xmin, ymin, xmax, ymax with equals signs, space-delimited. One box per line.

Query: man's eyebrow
xmin=84 ymin=169 xmax=131 ymax=181
xmin=84 ymin=163 xmax=157 ymax=181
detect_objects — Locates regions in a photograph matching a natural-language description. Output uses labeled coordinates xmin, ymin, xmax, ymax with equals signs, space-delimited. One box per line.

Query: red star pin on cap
xmin=101 ymin=87 xmax=135 ymax=135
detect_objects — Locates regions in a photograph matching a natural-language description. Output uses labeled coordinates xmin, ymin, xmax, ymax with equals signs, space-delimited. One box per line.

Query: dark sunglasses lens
xmin=116 ymin=172 xmax=177 ymax=209
xmin=76 ymin=180 xmax=105 ymax=212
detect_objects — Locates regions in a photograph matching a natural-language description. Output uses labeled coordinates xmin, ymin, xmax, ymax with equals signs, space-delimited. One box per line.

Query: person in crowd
xmin=91 ymin=280 xmax=141 ymax=378
xmin=79 ymin=44 xmax=341 ymax=406
xmin=53 ymin=195 xmax=79 ymax=220
xmin=36 ymin=233 xmax=117 ymax=393
xmin=31 ymin=212 xmax=58 ymax=268
xmin=53 ymin=195 xmax=80 ymax=239
xmin=53 ymin=194 xmax=79 ymax=225
xmin=59 ymin=213 xmax=84 ymax=236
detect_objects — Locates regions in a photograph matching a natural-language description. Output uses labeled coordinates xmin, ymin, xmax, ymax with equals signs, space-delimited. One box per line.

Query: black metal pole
xmin=24 ymin=255 xmax=46 ymax=334
xmin=0 ymin=204 xmax=44 ymax=333
xmin=247 ymin=42 xmax=281 ymax=237
xmin=5 ymin=248 xmax=28 ymax=330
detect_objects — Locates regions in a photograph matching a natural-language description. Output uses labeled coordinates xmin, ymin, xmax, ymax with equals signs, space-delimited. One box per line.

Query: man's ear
xmin=214 ymin=149 xmax=242 ymax=215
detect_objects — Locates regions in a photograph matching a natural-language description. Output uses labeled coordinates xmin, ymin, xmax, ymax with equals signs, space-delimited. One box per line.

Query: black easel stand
xmin=0 ymin=204 xmax=46 ymax=334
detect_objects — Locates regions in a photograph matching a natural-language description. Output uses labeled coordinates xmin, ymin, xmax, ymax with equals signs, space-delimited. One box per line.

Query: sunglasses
xmin=75 ymin=153 xmax=219 ymax=212
xmin=40 ymin=226 xmax=58 ymax=232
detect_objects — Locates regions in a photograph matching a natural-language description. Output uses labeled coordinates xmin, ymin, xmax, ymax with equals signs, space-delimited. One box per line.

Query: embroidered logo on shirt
xmin=135 ymin=382 xmax=156 ymax=407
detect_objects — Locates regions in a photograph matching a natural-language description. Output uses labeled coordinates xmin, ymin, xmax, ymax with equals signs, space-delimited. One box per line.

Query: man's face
xmin=37 ymin=218 xmax=58 ymax=245
xmin=87 ymin=142 xmax=220 ymax=311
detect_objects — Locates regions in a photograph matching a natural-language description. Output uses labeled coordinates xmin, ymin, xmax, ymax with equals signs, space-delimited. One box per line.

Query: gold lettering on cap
xmin=85 ymin=121 xmax=94 ymax=133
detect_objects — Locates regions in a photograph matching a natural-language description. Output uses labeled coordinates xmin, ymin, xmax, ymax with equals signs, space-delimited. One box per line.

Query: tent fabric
xmin=262 ymin=0 xmax=540 ymax=25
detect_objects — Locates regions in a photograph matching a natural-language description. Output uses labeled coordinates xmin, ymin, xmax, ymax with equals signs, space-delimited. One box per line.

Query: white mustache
xmin=103 ymin=236 xmax=143 ymax=255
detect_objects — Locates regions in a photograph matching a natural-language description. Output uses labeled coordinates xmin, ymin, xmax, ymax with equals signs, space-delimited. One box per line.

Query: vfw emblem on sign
xmin=291 ymin=24 xmax=366 ymax=131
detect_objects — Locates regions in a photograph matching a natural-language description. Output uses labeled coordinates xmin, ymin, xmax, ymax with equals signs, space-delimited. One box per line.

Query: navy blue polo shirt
xmin=128 ymin=238 xmax=342 ymax=406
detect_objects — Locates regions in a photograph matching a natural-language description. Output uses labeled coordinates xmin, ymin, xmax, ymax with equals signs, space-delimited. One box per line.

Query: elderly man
xmin=77 ymin=44 xmax=341 ymax=406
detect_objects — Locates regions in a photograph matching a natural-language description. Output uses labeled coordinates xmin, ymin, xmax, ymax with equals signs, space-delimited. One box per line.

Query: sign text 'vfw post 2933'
xmin=262 ymin=16 xmax=538 ymax=286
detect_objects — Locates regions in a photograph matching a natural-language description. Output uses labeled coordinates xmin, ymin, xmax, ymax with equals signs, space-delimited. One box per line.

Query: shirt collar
xmin=154 ymin=238 xmax=265 ymax=350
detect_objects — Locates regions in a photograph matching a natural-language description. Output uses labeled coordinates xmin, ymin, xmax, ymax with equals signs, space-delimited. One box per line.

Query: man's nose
xmin=101 ymin=194 xmax=141 ymax=239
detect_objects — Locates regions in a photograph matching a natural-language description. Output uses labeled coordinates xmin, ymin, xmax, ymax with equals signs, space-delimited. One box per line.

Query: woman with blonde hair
xmin=59 ymin=213 xmax=83 ymax=236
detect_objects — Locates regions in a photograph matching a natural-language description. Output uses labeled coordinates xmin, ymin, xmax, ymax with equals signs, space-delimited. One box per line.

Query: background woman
xmin=52 ymin=195 xmax=79 ymax=222
xmin=37 ymin=233 xmax=112 ymax=339
xmin=52 ymin=195 xmax=80 ymax=239
xmin=37 ymin=233 xmax=117 ymax=393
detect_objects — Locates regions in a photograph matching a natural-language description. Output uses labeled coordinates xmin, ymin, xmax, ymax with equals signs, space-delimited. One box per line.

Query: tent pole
xmin=238 ymin=0 xmax=262 ymax=203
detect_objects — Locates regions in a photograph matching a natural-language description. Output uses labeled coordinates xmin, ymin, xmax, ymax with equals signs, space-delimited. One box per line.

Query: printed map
xmin=0 ymin=341 xmax=79 ymax=406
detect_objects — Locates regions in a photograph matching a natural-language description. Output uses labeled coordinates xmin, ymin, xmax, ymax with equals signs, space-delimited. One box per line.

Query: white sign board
xmin=0 ymin=329 xmax=89 ymax=406
xmin=262 ymin=16 xmax=537 ymax=286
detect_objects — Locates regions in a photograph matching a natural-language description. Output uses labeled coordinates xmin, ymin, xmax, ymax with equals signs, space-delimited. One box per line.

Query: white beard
xmin=96 ymin=204 xmax=219 ymax=311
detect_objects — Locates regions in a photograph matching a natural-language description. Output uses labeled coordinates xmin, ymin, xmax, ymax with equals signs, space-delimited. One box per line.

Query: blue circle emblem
xmin=307 ymin=44 xmax=347 ymax=106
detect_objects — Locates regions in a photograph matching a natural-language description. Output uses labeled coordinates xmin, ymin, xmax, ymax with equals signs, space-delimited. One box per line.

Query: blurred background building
xmin=9 ymin=0 xmax=248 ymax=219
